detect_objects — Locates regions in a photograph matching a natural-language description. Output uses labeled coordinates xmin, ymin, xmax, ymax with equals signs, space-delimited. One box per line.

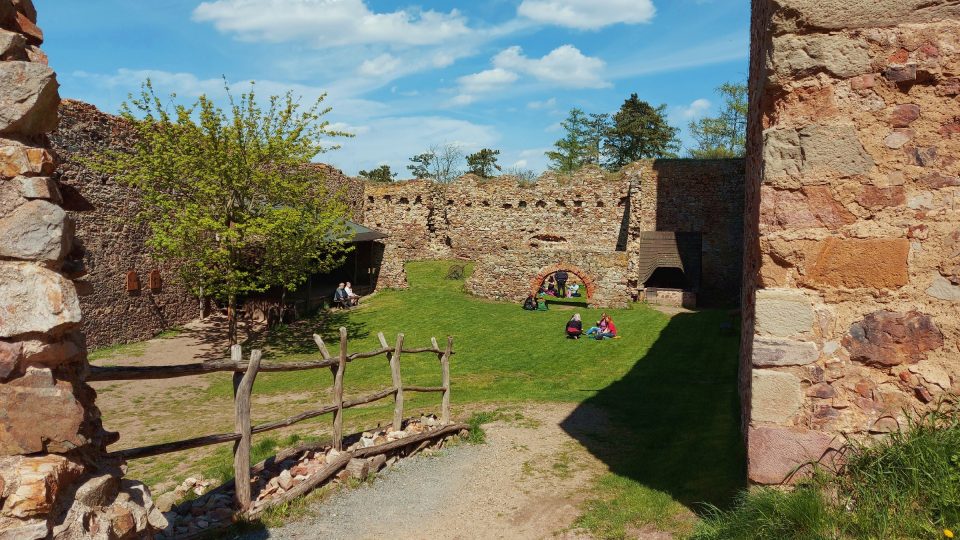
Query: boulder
xmin=0 ymin=62 xmax=58 ymax=136
xmin=843 ymin=310 xmax=943 ymax=367
xmin=0 ymin=200 xmax=71 ymax=262
xmin=0 ymin=262 xmax=81 ymax=338
xmin=0 ymin=29 xmax=25 ymax=60
xmin=752 ymin=370 xmax=803 ymax=424
xmin=0 ymin=141 xmax=55 ymax=177
xmin=0 ymin=368 xmax=89 ymax=454
xmin=748 ymin=426 xmax=839 ymax=484
xmin=0 ymin=454 xmax=83 ymax=518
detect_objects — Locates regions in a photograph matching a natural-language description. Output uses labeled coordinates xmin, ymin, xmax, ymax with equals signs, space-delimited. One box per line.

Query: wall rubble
xmin=745 ymin=0 xmax=960 ymax=484
xmin=0 ymin=3 xmax=164 ymax=537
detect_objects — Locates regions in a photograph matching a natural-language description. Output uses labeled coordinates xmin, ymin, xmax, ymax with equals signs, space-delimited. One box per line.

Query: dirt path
xmin=242 ymin=404 xmax=611 ymax=540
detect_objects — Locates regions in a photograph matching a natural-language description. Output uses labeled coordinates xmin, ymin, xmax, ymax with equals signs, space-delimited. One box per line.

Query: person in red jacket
xmin=595 ymin=315 xmax=617 ymax=340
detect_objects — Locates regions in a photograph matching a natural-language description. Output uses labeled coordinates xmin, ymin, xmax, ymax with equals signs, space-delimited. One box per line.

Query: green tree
xmin=466 ymin=148 xmax=502 ymax=178
xmin=406 ymin=143 xmax=464 ymax=182
xmin=688 ymin=82 xmax=747 ymax=158
xmin=585 ymin=112 xmax=611 ymax=166
xmin=546 ymin=108 xmax=591 ymax=172
xmin=358 ymin=164 xmax=396 ymax=182
xmin=604 ymin=94 xmax=680 ymax=169
xmin=92 ymin=80 xmax=353 ymax=344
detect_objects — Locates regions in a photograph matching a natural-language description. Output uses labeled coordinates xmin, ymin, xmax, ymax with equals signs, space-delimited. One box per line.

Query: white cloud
xmin=457 ymin=68 xmax=519 ymax=94
xmin=527 ymin=97 xmax=557 ymax=110
xmin=511 ymin=159 xmax=529 ymax=168
xmin=517 ymin=0 xmax=656 ymax=30
xmin=449 ymin=94 xmax=476 ymax=106
xmin=678 ymin=98 xmax=711 ymax=119
xmin=357 ymin=54 xmax=403 ymax=78
xmin=493 ymin=45 xmax=609 ymax=88
xmin=193 ymin=0 xmax=471 ymax=47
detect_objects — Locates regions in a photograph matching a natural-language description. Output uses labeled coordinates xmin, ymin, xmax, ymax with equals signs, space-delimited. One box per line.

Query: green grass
xmin=692 ymin=402 xmax=960 ymax=540
xmin=226 ymin=260 xmax=744 ymax=536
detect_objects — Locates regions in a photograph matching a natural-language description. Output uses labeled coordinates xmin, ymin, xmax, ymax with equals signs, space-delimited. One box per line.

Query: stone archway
xmin=530 ymin=264 xmax=596 ymax=300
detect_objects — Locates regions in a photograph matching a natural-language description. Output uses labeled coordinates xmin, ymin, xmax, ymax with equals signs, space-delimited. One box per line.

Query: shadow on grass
xmin=561 ymin=309 xmax=745 ymax=512
xmin=247 ymin=308 xmax=371 ymax=358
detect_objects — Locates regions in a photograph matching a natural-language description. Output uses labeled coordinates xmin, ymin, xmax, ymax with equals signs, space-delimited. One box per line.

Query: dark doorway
xmin=644 ymin=267 xmax=687 ymax=290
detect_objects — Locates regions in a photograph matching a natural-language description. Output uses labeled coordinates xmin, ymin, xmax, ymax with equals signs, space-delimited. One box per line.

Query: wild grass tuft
xmin=692 ymin=400 xmax=960 ymax=540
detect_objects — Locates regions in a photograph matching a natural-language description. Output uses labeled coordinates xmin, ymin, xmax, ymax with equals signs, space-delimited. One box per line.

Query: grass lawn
xmin=222 ymin=260 xmax=745 ymax=537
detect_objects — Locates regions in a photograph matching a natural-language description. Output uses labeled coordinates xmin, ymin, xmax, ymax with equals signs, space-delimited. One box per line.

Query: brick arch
xmin=530 ymin=264 xmax=596 ymax=300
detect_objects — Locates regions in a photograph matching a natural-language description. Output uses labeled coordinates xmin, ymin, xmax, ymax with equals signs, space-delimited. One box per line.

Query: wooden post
xmin=389 ymin=334 xmax=405 ymax=431
xmin=441 ymin=337 xmax=453 ymax=424
xmin=332 ymin=327 xmax=347 ymax=451
xmin=233 ymin=347 xmax=262 ymax=512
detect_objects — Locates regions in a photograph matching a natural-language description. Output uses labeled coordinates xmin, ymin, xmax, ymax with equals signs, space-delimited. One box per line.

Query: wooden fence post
xmin=332 ymin=327 xmax=347 ymax=451
xmin=233 ymin=347 xmax=262 ymax=512
xmin=441 ymin=336 xmax=453 ymax=424
xmin=390 ymin=334 xmax=405 ymax=431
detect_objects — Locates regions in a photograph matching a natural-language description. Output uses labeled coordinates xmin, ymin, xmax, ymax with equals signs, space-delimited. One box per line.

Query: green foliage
xmin=546 ymin=108 xmax=592 ymax=173
xmin=466 ymin=148 xmax=502 ymax=178
xmin=358 ymin=164 xmax=396 ymax=183
xmin=466 ymin=411 xmax=497 ymax=444
xmin=407 ymin=143 xmax=464 ymax=182
xmin=604 ymin=94 xmax=680 ymax=169
xmin=688 ymin=82 xmax=747 ymax=159
xmin=693 ymin=402 xmax=960 ymax=540
xmin=90 ymin=79 xmax=353 ymax=342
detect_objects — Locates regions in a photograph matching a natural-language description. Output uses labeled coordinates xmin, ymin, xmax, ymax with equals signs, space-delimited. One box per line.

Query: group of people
xmin=539 ymin=271 xmax=581 ymax=298
xmin=333 ymin=282 xmax=360 ymax=308
xmin=565 ymin=313 xmax=618 ymax=340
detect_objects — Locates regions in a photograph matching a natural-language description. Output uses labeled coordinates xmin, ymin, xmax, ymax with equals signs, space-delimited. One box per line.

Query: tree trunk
xmin=228 ymin=293 xmax=238 ymax=345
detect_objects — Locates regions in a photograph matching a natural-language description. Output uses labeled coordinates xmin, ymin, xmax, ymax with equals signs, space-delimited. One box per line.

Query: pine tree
xmin=604 ymin=94 xmax=680 ymax=170
xmin=545 ymin=108 xmax=591 ymax=173
xmin=466 ymin=148 xmax=502 ymax=178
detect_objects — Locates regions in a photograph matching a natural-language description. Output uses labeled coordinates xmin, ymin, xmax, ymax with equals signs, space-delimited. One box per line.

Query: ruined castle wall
xmin=0 ymin=2 xmax=164 ymax=537
xmin=744 ymin=0 xmax=960 ymax=485
xmin=630 ymin=159 xmax=746 ymax=306
xmin=51 ymin=100 xmax=198 ymax=349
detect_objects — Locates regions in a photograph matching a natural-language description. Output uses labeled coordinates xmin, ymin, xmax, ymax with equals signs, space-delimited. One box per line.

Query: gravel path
xmin=241 ymin=404 xmax=609 ymax=540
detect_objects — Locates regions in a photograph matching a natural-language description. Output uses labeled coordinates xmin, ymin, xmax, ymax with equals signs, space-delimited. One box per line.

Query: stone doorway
xmin=530 ymin=264 xmax=596 ymax=301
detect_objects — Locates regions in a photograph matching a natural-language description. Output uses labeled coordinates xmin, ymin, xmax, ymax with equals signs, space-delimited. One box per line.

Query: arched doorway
xmin=530 ymin=264 xmax=596 ymax=301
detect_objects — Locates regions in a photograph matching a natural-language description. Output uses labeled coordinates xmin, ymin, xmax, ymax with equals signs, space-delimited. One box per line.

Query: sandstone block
xmin=752 ymin=369 xmax=803 ymax=424
xmin=763 ymin=125 xmax=873 ymax=183
xmin=0 ymin=262 xmax=81 ymax=338
xmin=748 ymin=426 xmax=837 ymax=484
xmin=0 ymin=142 xmax=55 ymax=177
xmin=843 ymin=310 xmax=943 ymax=367
xmin=0 ymin=370 xmax=89 ymax=454
xmin=927 ymin=273 xmax=960 ymax=301
xmin=0 ymin=62 xmax=57 ymax=136
xmin=0 ymin=200 xmax=70 ymax=262
xmin=770 ymin=1 xmax=960 ymax=33
xmin=755 ymin=288 xmax=814 ymax=337
xmin=805 ymin=238 xmax=909 ymax=290
xmin=16 ymin=176 xmax=59 ymax=202
xmin=856 ymin=186 xmax=905 ymax=210
xmin=770 ymin=34 xmax=871 ymax=80
xmin=849 ymin=74 xmax=875 ymax=90
xmin=753 ymin=337 xmax=819 ymax=367
xmin=0 ymin=454 xmax=83 ymax=518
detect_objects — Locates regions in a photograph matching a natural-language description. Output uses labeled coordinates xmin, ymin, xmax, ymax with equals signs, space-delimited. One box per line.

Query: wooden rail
xmin=99 ymin=327 xmax=455 ymax=512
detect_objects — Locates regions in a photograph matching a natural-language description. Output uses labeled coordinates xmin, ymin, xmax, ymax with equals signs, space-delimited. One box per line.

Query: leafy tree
xmin=546 ymin=108 xmax=591 ymax=173
xmin=406 ymin=143 xmax=464 ymax=182
xmin=688 ymin=82 xmax=747 ymax=158
xmin=92 ymin=80 xmax=353 ymax=344
xmin=585 ymin=112 xmax=611 ymax=166
xmin=466 ymin=148 xmax=502 ymax=178
xmin=358 ymin=164 xmax=396 ymax=182
xmin=604 ymin=94 xmax=680 ymax=169
xmin=502 ymin=166 xmax=538 ymax=183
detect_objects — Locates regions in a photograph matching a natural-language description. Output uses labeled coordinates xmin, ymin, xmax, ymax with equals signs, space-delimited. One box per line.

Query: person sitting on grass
xmin=522 ymin=294 xmax=537 ymax=310
xmin=585 ymin=314 xmax=608 ymax=337
xmin=333 ymin=283 xmax=349 ymax=308
xmin=344 ymin=282 xmax=360 ymax=306
xmin=566 ymin=313 xmax=583 ymax=339
xmin=595 ymin=315 xmax=618 ymax=340
xmin=536 ymin=293 xmax=549 ymax=311
xmin=568 ymin=283 xmax=581 ymax=297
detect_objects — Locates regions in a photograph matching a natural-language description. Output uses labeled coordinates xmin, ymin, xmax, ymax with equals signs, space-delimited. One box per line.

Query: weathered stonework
xmin=744 ymin=0 xmax=960 ymax=484
xmin=0 ymin=3 xmax=164 ymax=537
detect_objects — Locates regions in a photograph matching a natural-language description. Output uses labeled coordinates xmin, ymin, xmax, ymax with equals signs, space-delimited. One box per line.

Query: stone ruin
xmin=0 ymin=2 xmax=165 ymax=538
xmin=742 ymin=0 xmax=960 ymax=484
xmin=1 ymin=2 xmax=960 ymax=538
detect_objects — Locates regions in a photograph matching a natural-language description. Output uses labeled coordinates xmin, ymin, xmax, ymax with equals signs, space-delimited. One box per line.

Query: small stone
xmin=889 ymin=104 xmax=920 ymax=127
xmin=806 ymin=382 xmax=836 ymax=399
xmin=155 ymin=492 xmax=177 ymax=513
xmin=884 ymin=64 xmax=917 ymax=82
xmin=844 ymin=310 xmax=943 ymax=366
xmin=277 ymin=470 xmax=293 ymax=490
xmin=849 ymin=74 xmax=875 ymax=90
xmin=926 ymin=274 xmax=960 ymax=301
xmin=196 ymin=519 xmax=209 ymax=529
xmin=918 ymin=172 xmax=960 ymax=189
xmin=914 ymin=386 xmax=934 ymax=403
xmin=884 ymin=129 xmax=913 ymax=149
xmin=870 ymin=417 xmax=900 ymax=433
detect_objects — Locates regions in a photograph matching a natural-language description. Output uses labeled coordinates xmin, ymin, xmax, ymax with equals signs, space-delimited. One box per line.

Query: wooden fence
xmin=88 ymin=327 xmax=455 ymax=511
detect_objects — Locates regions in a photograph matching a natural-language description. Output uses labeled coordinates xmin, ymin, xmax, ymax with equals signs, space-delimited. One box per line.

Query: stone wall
xmin=51 ymin=100 xmax=199 ymax=349
xmin=630 ymin=159 xmax=745 ymax=306
xmin=0 ymin=2 xmax=165 ymax=537
xmin=744 ymin=0 xmax=960 ymax=485
xmin=361 ymin=162 xmax=744 ymax=308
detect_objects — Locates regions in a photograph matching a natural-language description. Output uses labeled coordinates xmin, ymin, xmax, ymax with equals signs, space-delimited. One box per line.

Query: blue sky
xmin=41 ymin=0 xmax=748 ymax=176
